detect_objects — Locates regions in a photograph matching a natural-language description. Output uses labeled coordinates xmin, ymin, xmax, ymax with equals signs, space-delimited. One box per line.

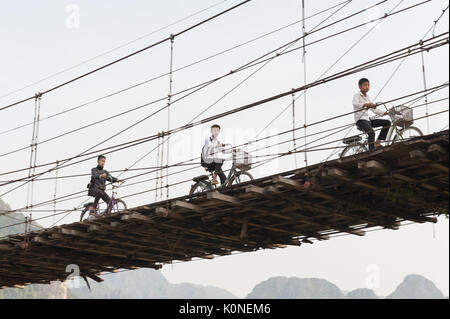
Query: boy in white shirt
xmin=353 ymin=78 xmax=391 ymax=150
xmin=201 ymin=124 xmax=234 ymax=185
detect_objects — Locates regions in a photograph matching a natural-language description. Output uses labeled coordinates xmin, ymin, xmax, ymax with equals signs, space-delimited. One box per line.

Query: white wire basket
xmin=392 ymin=105 xmax=414 ymax=127
xmin=234 ymin=149 xmax=252 ymax=170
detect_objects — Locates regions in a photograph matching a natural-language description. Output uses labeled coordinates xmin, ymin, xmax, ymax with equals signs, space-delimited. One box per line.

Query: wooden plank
xmin=342 ymin=228 xmax=366 ymax=237
xmin=0 ymin=243 xmax=12 ymax=250
xmin=428 ymin=144 xmax=448 ymax=158
xmin=172 ymin=200 xmax=205 ymax=213
xmin=85 ymin=273 xmax=104 ymax=283
xmin=154 ymin=207 xmax=184 ymax=220
xmin=245 ymin=185 xmax=265 ymax=194
xmin=287 ymin=239 xmax=302 ymax=246
xmin=206 ymin=191 xmax=240 ymax=205
xmin=272 ymin=175 xmax=304 ymax=189
xmin=273 ymin=175 xmax=335 ymax=200
xmin=410 ymin=147 xmax=448 ymax=173
xmin=410 ymin=149 xmax=428 ymax=159
xmin=239 ymin=220 xmax=248 ymax=240
xmin=358 ymin=160 xmax=389 ymax=174
xmin=322 ymin=168 xmax=352 ymax=181
xmin=121 ymin=213 xmax=155 ymax=223
xmin=155 ymin=207 xmax=169 ymax=217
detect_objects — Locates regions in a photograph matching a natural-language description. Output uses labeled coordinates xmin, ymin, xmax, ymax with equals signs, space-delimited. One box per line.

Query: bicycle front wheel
xmin=111 ymin=198 xmax=127 ymax=214
xmin=392 ymin=126 xmax=423 ymax=143
xmin=228 ymin=171 xmax=254 ymax=186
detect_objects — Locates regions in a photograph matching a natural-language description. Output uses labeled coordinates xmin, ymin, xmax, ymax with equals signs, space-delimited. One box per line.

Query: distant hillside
xmin=0 ymin=282 xmax=77 ymax=299
xmin=0 ymin=198 xmax=27 ymax=237
xmin=246 ymin=274 xmax=446 ymax=299
xmin=0 ymin=198 xmax=40 ymax=237
xmin=387 ymin=274 xmax=445 ymax=299
xmin=246 ymin=276 xmax=344 ymax=299
xmin=345 ymin=288 xmax=378 ymax=299
xmin=69 ymin=268 xmax=237 ymax=299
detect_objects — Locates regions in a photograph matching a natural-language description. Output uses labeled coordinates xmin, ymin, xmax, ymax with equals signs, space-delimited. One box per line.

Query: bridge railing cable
xmin=1 ymin=86 xmax=447 ymax=222
xmin=0 ymin=0 xmax=252 ymax=112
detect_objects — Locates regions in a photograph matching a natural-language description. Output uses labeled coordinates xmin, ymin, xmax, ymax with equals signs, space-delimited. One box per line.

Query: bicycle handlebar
xmin=388 ymin=108 xmax=402 ymax=116
xmin=374 ymin=102 xmax=402 ymax=116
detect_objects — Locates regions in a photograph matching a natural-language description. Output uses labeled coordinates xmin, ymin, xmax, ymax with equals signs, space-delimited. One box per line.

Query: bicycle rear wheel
xmin=340 ymin=143 xmax=368 ymax=158
xmin=80 ymin=207 xmax=94 ymax=222
xmin=189 ymin=180 xmax=213 ymax=195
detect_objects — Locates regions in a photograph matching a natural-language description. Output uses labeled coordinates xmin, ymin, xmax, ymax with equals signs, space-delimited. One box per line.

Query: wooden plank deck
xmin=0 ymin=130 xmax=448 ymax=288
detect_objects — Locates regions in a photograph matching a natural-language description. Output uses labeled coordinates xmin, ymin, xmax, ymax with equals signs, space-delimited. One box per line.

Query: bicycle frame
xmin=379 ymin=104 xmax=411 ymax=145
xmin=226 ymin=153 xmax=240 ymax=181
xmin=203 ymin=152 xmax=246 ymax=188
xmin=357 ymin=104 xmax=413 ymax=147
xmin=356 ymin=124 xmax=407 ymax=150
xmin=88 ymin=183 xmax=121 ymax=216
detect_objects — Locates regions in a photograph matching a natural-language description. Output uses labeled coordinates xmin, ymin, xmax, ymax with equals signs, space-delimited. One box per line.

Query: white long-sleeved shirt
xmin=202 ymin=135 xmax=231 ymax=161
xmin=352 ymin=91 xmax=385 ymax=122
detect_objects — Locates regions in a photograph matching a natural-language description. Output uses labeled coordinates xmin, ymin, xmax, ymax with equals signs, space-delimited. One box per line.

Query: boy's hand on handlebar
xmin=363 ymin=103 xmax=376 ymax=109
xmin=100 ymin=173 xmax=107 ymax=179
xmin=388 ymin=109 xmax=401 ymax=116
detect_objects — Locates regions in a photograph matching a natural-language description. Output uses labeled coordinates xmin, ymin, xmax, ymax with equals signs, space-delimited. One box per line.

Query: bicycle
xmin=190 ymin=147 xmax=254 ymax=195
xmin=80 ymin=181 xmax=127 ymax=221
xmin=340 ymin=105 xmax=423 ymax=158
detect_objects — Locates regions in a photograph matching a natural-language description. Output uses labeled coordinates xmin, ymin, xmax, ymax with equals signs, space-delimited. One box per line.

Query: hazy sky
xmin=0 ymin=0 xmax=448 ymax=297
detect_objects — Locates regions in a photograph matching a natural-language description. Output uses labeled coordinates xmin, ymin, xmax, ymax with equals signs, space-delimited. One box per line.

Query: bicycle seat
xmin=193 ymin=175 xmax=209 ymax=182
xmin=343 ymin=135 xmax=362 ymax=145
xmin=83 ymin=202 xmax=95 ymax=208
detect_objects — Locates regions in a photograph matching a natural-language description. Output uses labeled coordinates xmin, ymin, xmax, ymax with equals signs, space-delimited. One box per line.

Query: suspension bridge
xmin=0 ymin=0 xmax=448 ymax=289
xmin=0 ymin=130 xmax=448 ymax=288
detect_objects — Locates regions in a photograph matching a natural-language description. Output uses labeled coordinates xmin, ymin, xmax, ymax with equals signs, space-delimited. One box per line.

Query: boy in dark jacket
xmin=88 ymin=155 xmax=119 ymax=207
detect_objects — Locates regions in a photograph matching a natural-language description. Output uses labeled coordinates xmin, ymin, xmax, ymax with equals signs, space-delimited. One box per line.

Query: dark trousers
xmin=356 ymin=119 xmax=391 ymax=150
xmin=89 ymin=189 xmax=111 ymax=206
xmin=206 ymin=160 xmax=227 ymax=185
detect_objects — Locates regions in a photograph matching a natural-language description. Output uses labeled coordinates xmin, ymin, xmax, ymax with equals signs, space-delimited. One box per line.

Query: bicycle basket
xmin=392 ymin=105 xmax=413 ymax=127
xmin=234 ymin=150 xmax=252 ymax=170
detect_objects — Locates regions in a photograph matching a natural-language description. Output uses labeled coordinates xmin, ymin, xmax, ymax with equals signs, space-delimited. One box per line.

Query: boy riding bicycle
xmin=87 ymin=155 xmax=121 ymax=209
xmin=353 ymin=78 xmax=391 ymax=150
xmin=201 ymin=124 xmax=235 ymax=186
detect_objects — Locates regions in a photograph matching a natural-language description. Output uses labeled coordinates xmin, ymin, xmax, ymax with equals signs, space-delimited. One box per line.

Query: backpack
xmin=200 ymin=146 xmax=208 ymax=168
xmin=87 ymin=176 xmax=94 ymax=189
